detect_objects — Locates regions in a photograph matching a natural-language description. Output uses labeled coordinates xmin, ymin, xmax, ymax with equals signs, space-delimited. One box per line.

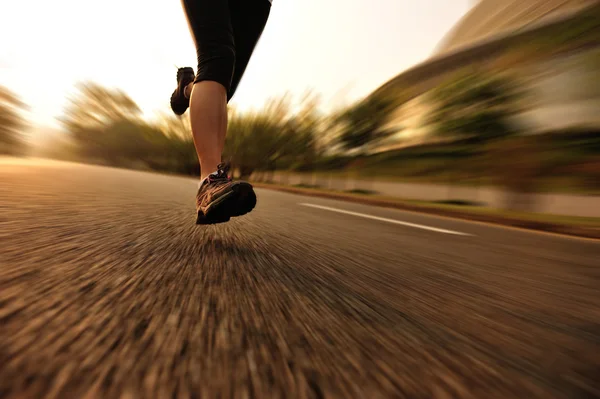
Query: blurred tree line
xmin=54 ymin=82 xmax=398 ymax=178
xmin=59 ymin=83 xmax=199 ymax=174
xmin=4 ymin=62 xmax=599 ymax=206
xmin=0 ymin=86 xmax=27 ymax=155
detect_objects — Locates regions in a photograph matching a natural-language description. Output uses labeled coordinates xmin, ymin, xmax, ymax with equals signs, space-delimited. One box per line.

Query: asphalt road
xmin=1 ymin=158 xmax=599 ymax=399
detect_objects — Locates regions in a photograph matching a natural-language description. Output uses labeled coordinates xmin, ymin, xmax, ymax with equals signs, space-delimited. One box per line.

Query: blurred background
xmin=2 ymin=0 xmax=599 ymax=216
xmin=1 ymin=1 xmax=600 ymax=398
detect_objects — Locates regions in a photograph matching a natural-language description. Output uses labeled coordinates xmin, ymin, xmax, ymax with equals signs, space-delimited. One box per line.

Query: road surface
xmin=1 ymin=158 xmax=599 ymax=399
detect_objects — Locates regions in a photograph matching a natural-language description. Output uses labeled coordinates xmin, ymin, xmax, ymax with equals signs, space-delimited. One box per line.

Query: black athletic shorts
xmin=181 ymin=0 xmax=271 ymax=102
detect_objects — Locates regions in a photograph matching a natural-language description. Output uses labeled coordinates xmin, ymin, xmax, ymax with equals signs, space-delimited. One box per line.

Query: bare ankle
xmin=200 ymin=173 xmax=212 ymax=182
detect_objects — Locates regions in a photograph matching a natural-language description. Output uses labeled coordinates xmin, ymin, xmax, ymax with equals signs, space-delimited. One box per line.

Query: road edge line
xmin=254 ymin=183 xmax=600 ymax=242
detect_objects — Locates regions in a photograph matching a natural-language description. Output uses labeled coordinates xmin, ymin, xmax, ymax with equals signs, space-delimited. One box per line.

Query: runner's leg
xmin=181 ymin=0 xmax=235 ymax=180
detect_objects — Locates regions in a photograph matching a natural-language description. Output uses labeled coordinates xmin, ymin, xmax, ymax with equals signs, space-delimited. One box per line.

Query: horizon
xmin=0 ymin=0 xmax=472 ymax=137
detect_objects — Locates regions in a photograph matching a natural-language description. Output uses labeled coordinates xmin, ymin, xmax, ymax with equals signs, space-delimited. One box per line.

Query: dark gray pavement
xmin=1 ymin=158 xmax=599 ymax=398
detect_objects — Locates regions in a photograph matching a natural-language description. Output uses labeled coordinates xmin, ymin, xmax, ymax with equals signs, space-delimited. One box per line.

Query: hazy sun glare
xmin=0 ymin=0 xmax=471 ymax=131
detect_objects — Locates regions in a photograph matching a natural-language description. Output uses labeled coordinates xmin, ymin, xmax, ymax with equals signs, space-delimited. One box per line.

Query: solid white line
xmin=299 ymin=203 xmax=472 ymax=236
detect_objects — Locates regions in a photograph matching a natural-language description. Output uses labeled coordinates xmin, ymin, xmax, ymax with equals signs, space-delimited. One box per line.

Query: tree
xmin=224 ymin=93 xmax=322 ymax=178
xmin=330 ymin=94 xmax=398 ymax=154
xmin=0 ymin=86 xmax=27 ymax=155
xmin=224 ymin=104 xmax=287 ymax=178
xmin=60 ymin=81 xmax=197 ymax=173
xmin=482 ymin=137 xmax=547 ymax=211
xmin=154 ymin=113 xmax=199 ymax=175
xmin=276 ymin=90 xmax=322 ymax=171
xmin=426 ymin=71 xmax=521 ymax=143
xmin=61 ymin=82 xmax=146 ymax=162
xmin=62 ymin=82 xmax=141 ymax=131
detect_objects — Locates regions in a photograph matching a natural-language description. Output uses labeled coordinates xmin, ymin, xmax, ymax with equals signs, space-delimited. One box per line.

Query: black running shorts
xmin=181 ymin=0 xmax=271 ymax=102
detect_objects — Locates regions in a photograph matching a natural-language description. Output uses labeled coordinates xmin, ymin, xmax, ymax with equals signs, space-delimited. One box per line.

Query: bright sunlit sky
xmin=0 ymin=0 xmax=473 ymax=132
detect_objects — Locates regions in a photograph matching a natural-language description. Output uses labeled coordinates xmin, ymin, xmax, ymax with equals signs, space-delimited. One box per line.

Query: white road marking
xmin=299 ymin=203 xmax=472 ymax=236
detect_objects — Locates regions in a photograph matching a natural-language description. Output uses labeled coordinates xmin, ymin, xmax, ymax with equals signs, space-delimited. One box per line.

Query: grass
xmin=433 ymin=199 xmax=484 ymax=207
xmin=293 ymin=183 xmax=321 ymax=189
xmin=345 ymin=189 xmax=378 ymax=195
xmin=404 ymin=199 xmax=600 ymax=228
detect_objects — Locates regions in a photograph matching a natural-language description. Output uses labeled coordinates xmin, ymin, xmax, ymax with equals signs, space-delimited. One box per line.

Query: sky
xmin=0 ymin=0 xmax=472 ymax=133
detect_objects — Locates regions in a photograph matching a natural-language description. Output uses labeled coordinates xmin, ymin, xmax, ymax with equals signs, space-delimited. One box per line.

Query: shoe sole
xmin=196 ymin=182 xmax=257 ymax=225
xmin=170 ymin=68 xmax=195 ymax=115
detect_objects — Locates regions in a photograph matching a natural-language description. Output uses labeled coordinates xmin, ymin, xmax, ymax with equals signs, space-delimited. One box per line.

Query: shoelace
xmin=206 ymin=163 xmax=232 ymax=184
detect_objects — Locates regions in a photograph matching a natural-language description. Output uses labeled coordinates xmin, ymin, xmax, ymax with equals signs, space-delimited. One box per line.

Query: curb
xmin=253 ymin=183 xmax=600 ymax=241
